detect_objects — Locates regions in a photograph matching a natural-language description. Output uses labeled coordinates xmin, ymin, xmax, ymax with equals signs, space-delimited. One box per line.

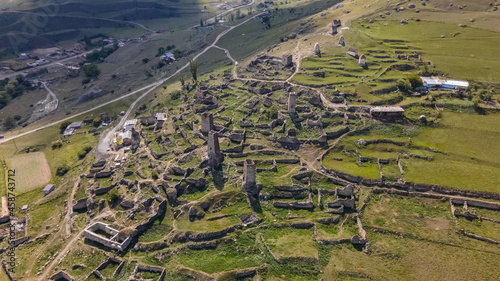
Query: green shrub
xmin=56 ymin=165 xmax=70 ymax=176
xmin=83 ymin=64 xmax=100 ymax=78
xmin=171 ymin=91 xmax=181 ymax=100
xmin=78 ymin=146 xmax=93 ymax=159
xmin=51 ymin=141 xmax=63 ymax=150
xmin=59 ymin=121 xmax=71 ymax=134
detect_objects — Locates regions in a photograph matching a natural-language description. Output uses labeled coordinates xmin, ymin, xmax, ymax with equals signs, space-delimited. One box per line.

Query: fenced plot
xmin=10 ymin=152 xmax=51 ymax=193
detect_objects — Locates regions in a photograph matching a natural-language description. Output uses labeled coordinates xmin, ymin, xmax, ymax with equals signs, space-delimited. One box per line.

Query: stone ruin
xmin=207 ymin=130 xmax=224 ymax=168
xmin=130 ymin=264 xmax=166 ymax=280
xmin=327 ymin=184 xmax=357 ymax=214
xmin=333 ymin=19 xmax=342 ymax=27
xmin=50 ymin=270 xmax=75 ymax=281
xmin=338 ymin=35 xmax=345 ymax=47
xmin=200 ymin=112 xmax=214 ymax=134
xmin=287 ymin=92 xmax=297 ymax=114
xmin=87 ymin=256 xmax=125 ymax=280
xmin=305 ymin=117 xmax=323 ymax=130
xmin=83 ymin=222 xmax=132 ymax=251
xmin=358 ymin=54 xmax=367 ymax=67
xmin=313 ymin=42 xmax=321 ymax=57
xmin=331 ymin=24 xmax=338 ymax=35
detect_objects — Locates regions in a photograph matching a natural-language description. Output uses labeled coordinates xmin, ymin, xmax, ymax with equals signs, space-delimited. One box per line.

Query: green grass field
xmin=9 ymin=152 xmax=51 ymax=192
xmin=324 ymin=111 xmax=500 ymax=192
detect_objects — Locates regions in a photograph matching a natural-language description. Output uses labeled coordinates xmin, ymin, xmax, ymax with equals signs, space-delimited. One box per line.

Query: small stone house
xmin=43 ymin=184 xmax=55 ymax=196
xmin=358 ymin=54 xmax=367 ymax=66
xmin=370 ymin=106 xmax=405 ymax=123
xmin=347 ymin=46 xmax=358 ymax=57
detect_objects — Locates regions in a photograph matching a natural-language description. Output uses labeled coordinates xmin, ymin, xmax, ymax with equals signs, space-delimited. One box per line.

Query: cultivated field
xmin=9 ymin=152 xmax=51 ymax=193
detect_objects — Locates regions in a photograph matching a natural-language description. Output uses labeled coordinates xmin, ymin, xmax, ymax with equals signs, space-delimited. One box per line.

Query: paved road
xmin=97 ymin=12 xmax=264 ymax=156
xmin=0 ymin=83 xmax=156 ymax=145
xmin=192 ymin=0 xmax=255 ymax=28
xmin=1 ymin=11 xmax=264 ymax=147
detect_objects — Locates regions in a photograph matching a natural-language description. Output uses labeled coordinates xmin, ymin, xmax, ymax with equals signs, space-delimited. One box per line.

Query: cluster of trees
xmin=56 ymin=164 xmax=70 ymax=176
xmin=3 ymin=115 xmax=21 ymax=131
xmin=155 ymin=45 xmax=182 ymax=58
xmin=83 ymin=64 xmax=100 ymax=78
xmin=0 ymin=75 xmax=34 ymax=109
xmin=396 ymin=73 xmax=423 ymax=94
xmin=77 ymin=146 xmax=92 ymax=159
xmin=84 ymin=44 xmax=119 ymax=63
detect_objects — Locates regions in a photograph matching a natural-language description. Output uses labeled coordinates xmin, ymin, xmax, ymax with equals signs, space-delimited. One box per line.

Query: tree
xmin=83 ymin=35 xmax=91 ymax=46
xmin=93 ymin=117 xmax=101 ymax=127
xmin=3 ymin=117 xmax=15 ymax=130
xmin=407 ymin=73 xmax=423 ymax=89
xmin=200 ymin=18 xmax=204 ymax=27
xmin=188 ymin=57 xmax=198 ymax=82
xmin=142 ymin=58 xmax=150 ymax=64
xmin=179 ymin=74 xmax=186 ymax=88
xmin=266 ymin=106 xmax=278 ymax=120
xmin=60 ymin=121 xmax=71 ymax=134
xmin=56 ymin=164 xmax=70 ymax=176
xmin=78 ymin=146 xmax=93 ymax=159
xmin=83 ymin=64 xmax=100 ymax=78
xmin=396 ymin=79 xmax=412 ymax=94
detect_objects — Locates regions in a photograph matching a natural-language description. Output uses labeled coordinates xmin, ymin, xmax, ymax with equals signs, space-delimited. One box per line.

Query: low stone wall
xmin=324 ymin=166 xmax=500 ymax=201
xmin=459 ymin=231 xmax=499 ymax=245
xmin=450 ymin=198 xmax=500 ymax=211
xmin=326 ymin=127 xmax=350 ymax=139
xmin=188 ymin=225 xmax=241 ymax=242
xmin=94 ymin=184 xmax=116 ymax=196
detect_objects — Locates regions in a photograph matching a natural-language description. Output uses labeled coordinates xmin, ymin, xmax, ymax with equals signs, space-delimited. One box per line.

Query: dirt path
xmin=38 ymin=209 xmax=114 ymax=280
xmin=96 ymin=12 xmax=265 ymax=159
xmin=65 ymin=178 xmax=80 ymax=235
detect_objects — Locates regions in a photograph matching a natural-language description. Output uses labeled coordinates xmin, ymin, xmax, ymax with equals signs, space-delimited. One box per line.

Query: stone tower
xmin=243 ymin=159 xmax=258 ymax=195
xmin=282 ymin=54 xmax=293 ymax=67
xmin=313 ymin=43 xmax=321 ymax=57
xmin=207 ymin=130 xmax=223 ymax=168
xmin=200 ymin=112 xmax=214 ymax=134
xmin=331 ymin=25 xmax=338 ymax=35
xmin=358 ymin=54 xmax=367 ymax=67
xmin=287 ymin=92 xmax=297 ymax=114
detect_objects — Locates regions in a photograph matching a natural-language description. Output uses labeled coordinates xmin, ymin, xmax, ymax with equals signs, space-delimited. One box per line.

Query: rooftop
xmin=371 ymin=106 xmax=405 ymax=112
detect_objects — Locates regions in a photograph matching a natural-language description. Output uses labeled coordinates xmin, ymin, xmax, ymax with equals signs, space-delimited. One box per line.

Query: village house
xmin=160 ymin=52 xmax=175 ymax=63
xmin=43 ymin=184 xmax=55 ymax=196
xmin=18 ymin=53 xmax=29 ymax=60
xmin=123 ymin=119 xmax=137 ymax=131
xmin=140 ymin=116 xmax=156 ymax=126
xmin=347 ymin=46 xmax=359 ymax=57
xmin=63 ymin=121 xmax=83 ymax=137
xmin=358 ymin=54 xmax=367 ymax=67
xmin=370 ymin=106 xmax=405 ymax=123
xmin=420 ymin=76 xmax=469 ymax=90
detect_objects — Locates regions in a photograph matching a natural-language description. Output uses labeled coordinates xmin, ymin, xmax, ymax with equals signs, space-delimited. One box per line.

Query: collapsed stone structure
xmin=339 ymin=35 xmax=345 ymax=47
xmin=83 ymin=222 xmax=132 ymax=251
xmin=313 ymin=43 xmax=321 ymax=57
